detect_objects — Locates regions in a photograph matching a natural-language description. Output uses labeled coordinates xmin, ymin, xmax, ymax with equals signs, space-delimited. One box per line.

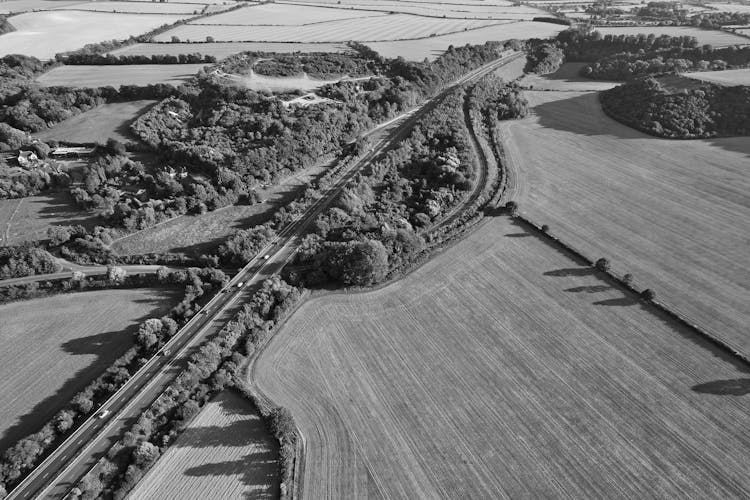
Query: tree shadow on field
xmin=0 ymin=289 xmax=176 ymax=452
xmin=592 ymin=296 xmax=638 ymax=307
xmin=565 ymin=285 xmax=611 ymax=293
xmin=544 ymin=267 xmax=593 ymax=277
xmin=692 ymin=378 xmax=750 ymax=396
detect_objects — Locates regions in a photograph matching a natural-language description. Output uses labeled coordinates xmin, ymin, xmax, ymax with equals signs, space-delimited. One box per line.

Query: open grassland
xmin=36 ymin=64 xmax=209 ymax=87
xmin=368 ymin=21 xmax=565 ymax=60
xmin=0 ymin=288 xmax=178 ymax=451
xmin=199 ymin=2 xmax=379 ymax=24
xmin=34 ymin=100 xmax=156 ymax=144
xmin=683 ymin=67 xmax=750 ymax=85
xmin=256 ymin=215 xmax=750 ymax=499
xmin=519 ymin=62 xmax=621 ymax=91
xmin=223 ymin=70 xmax=366 ymax=92
xmin=57 ymin=1 xmax=207 ymax=14
xmin=594 ymin=26 xmax=749 ymax=46
xmin=155 ymin=15 xmax=506 ymax=42
xmin=110 ymin=41 xmax=348 ymax=58
xmin=112 ymin=164 xmax=327 ymax=256
xmin=0 ymin=191 xmax=101 ymax=245
xmin=1 ymin=11 xmax=190 ymax=60
xmin=128 ymin=391 xmax=279 ymax=500
xmin=499 ymin=89 xmax=750 ymax=354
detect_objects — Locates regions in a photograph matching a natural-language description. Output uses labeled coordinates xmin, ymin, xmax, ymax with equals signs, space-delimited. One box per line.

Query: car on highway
xmin=98 ymin=410 xmax=110 ymax=419
xmin=237 ymin=282 xmax=244 ymax=287
xmin=263 ymin=255 xmax=270 ymax=260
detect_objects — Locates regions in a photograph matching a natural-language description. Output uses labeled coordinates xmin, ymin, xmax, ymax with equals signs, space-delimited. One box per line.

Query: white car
xmin=98 ymin=410 xmax=111 ymax=419
xmin=263 ymin=255 xmax=270 ymax=260
xmin=237 ymin=282 xmax=244 ymax=288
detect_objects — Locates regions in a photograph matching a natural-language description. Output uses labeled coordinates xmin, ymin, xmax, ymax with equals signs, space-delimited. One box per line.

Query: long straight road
xmin=6 ymin=50 xmax=522 ymax=500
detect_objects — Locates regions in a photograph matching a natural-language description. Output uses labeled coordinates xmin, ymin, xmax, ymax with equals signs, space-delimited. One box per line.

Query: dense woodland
xmin=0 ymin=244 xmax=60 ymax=280
xmin=251 ymin=51 xmax=376 ymax=78
xmin=601 ymin=76 xmax=750 ymax=138
xmin=525 ymin=29 xmax=750 ymax=79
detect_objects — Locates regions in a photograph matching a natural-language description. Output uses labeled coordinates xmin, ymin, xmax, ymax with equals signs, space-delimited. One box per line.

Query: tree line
xmin=60 ymin=53 xmax=217 ymax=66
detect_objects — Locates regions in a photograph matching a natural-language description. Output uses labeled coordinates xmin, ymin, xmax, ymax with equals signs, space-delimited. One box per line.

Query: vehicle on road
xmin=237 ymin=282 xmax=244 ymax=287
xmin=263 ymin=255 xmax=270 ymax=260
xmin=98 ymin=410 xmax=110 ymax=419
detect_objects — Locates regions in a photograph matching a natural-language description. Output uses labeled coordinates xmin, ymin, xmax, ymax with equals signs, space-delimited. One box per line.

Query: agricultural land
xmin=594 ymin=26 xmax=750 ymax=46
xmin=109 ymin=42 xmax=349 ymax=59
xmin=683 ymin=68 xmax=750 ymax=85
xmin=0 ymin=288 xmax=178 ymax=451
xmin=498 ymin=87 xmax=750 ymax=353
xmin=36 ymin=64 xmax=210 ymax=88
xmin=128 ymin=391 xmax=279 ymax=500
xmin=33 ymin=101 xmax=157 ymax=145
xmin=255 ymin=215 xmax=750 ymax=499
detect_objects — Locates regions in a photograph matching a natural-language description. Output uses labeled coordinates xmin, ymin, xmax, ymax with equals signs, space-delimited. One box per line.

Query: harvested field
xmin=128 ymin=391 xmax=279 ymax=500
xmin=198 ymin=3 xmax=379 ymax=24
xmin=256 ymin=215 xmax=750 ymax=499
xmin=519 ymin=62 xmax=621 ymax=91
xmin=367 ymin=21 xmax=566 ymax=60
xmin=0 ymin=191 xmax=101 ymax=245
xmin=708 ymin=2 xmax=750 ymax=12
xmin=0 ymin=11 xmax=190 ymax=60
xmin=499 ymin=89 xmax=750 ymax=354
xmin=594 ymin=26 xmax=749 ymax=46
xmin=109 ymin=41 xmax=349 ymax=59
xmin=0 ymin=288 xmax=178 ymax=451
xmin=0 ymin=0 xmax=80 ymax=13
xmin=682 ymin=68 xmax=750 ymax=85
xmin=112 ymin=164 xmax=327 ymax=255
xmin=36 ymin=64 xmax=208 ymax=87
xmin=57 ymin=1 xmax=207 ymax=14
xmin=154 ymin=15 xmax=506 ymax=42
xmin=33 ymin=100 xmax=156 ymax=144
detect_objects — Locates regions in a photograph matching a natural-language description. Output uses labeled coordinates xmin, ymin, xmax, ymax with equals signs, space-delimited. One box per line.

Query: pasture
xmin=112 ymin=163 xmax=327 ymax=255
xmin=0 ymin=11 xmax=190 ymax=60
xmin=0 ymin=288 xmax=178 ymax=451
xmin=128 ymin=391 xmax=279 ymax=500
xmin=109 ymin=42 xmax=349 ymax=59
xmin=34 ymin=100 xmax=156 ymax=145
xmin=682 ymin=68 xmax=750 ymax=85
xmin=255 ymin=215 xmax=750 ymax=499
xmin=36 ymin=64 xmax=208 ymax=87
xmin=155 ymin=15 xmax=506 ymax=42
xmin=0 ymin=191 xmax=100 ymax=245
xmin=593 ymin=26 xmax=750 ymax=47
xmin=519 ymin=62 xmax=621 ymax=91
xmin=367 ymin=21 xmax=566 ymax=60
xmin=499 ymin=89 xmax=750 ymax=354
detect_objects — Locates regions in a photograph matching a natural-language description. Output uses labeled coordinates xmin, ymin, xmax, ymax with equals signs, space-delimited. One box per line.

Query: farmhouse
xmin=16 ymin=151 xmax=38 ymax=167
xmin=50 ymin=146 xmax=95 ymax=158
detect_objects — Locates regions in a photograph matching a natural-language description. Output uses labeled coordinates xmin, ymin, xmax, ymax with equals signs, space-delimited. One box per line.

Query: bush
xmin=641 ymin=288 xmax=656 ymax=301
xmin=622 ymin=273 xmax=633 ymax=285
xmin=541 ymin=224 xmax=550 ymax=233
xmin=595 ymin=258 xmax=610 ymax=272
xmin=505 ymin=201 xmax=518 ymax=216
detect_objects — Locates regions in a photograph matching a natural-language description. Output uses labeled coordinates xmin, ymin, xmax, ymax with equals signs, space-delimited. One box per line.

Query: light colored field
xmin=256 ymin=214 xmax=750 ymax=499
xmin=110 ymin=41 xmax=349 ymax=58
xmin=155 ymin=15 xmax=506 ymax=42
xmin=112 ymin=164 xmax=327 ymax=255
xmin=36 ymin=64 xmax=208 ymax=87
xmin=0 ymin=0 xmax=79 ymax=14
xmin=128 ymin=391 xmax=279 ymax=500
xmin=368 ymin=21 xmax=565 ymax=60
xmin=33 ymin=100 xmax=156 ymax=144
xmin=0 ymin=191 xmax=101 ymax=245
xmin=0 ymin=288 xmax=177 ymax=451
xmin=519 ymin=62 xmax=621 ymax=90
xmin=708 ymin=2 xmax=750 ymax=12
xmin=223 ymin=69 xmax=366 ymax=91
xmin=58 ymin=0 xmax=206 ymax=14
xmin=499 ymin=89 xmax=750 ymax=354
xmin=0 ymin=11 xmax=189 ymax=60
xmin=683 ymin=67 xmax=750 ymax=85
xmin=594 ymin=26 xmax=749 ymax=47
xmin=198 ymin=2 xmax=379 ymax=24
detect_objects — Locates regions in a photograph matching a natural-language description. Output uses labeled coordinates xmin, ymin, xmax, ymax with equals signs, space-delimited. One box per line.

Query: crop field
xmin=0 ymin=0 xmax=80 ymax=14
xmin=708 ymin=2 xmax=750 ymax=12
xmin=683 ymin=67 xmax=750 ymax=85
xmin=128 ymin=391 xmax=279 ymax=500
xmin=594 ymin=26 xmax=750 ymax=46
xmin=499 ymin=89 xmax=750 ymax=354
xmin=154 ymin=15 xmax=506 ymax=42
xmin=33 ymin=100 xmax=156 ymax=144
xmin=0 ymin=191 xmax=100 ymax=245
xmin=519 ymin=62 xmax=621 ymax=91
xmin=0 ymin=11 xmax=190 ymax=60
xmin=368 ymin=21 xmax=566 ymax=60
xmin=57 ymin=1 xmax=207 ymax=14
xmin=198 ymin=3 xmax=379 ymax=24
xmin=112 ymin=164 xmax=327 ymax=255
xmin=36 ymin=64 xmax=209 ymax=87
xmin=0 ymin=288 xmax=178 ymax=451
xmin=255 ymin=215 xmax=750 ymax=499
xmin=110 ymin=41 xmax=349 ymax=59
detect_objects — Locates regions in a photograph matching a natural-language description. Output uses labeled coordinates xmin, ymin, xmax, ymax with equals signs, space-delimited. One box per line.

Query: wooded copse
xmin=600 ymin=76 xmax=750 ymax=138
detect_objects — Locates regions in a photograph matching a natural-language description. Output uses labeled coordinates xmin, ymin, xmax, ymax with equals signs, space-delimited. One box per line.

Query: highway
xmin=6 ymin=50 xmax=522 ymax=500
